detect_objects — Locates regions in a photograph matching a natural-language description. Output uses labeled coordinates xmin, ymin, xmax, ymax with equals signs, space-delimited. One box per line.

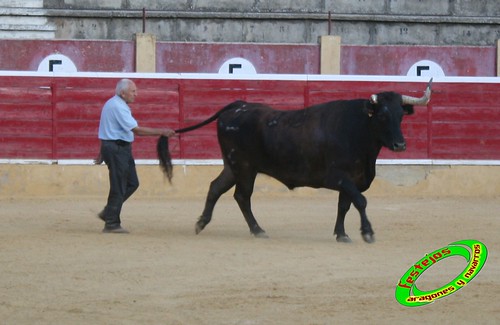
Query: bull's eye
xmin=377 ymin=106 xmax=391 ymax=122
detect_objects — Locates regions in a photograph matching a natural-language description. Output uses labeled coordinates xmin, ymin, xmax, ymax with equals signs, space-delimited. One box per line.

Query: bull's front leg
xmin=329 ymin=174 xmax=375 ymax=243
xmin=348 ymin=188 xmax=375 ymax=243
xmin=334 ymin=192 xmax=352 ymax=243
xmin=358 ymin=202 xmax=375 ymax=244
xmin=354 ymin=195 xmax=375 ymax=243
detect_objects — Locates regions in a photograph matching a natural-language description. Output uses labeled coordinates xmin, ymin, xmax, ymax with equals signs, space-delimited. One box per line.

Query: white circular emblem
xmin=37 ymin=54 xmax=77 ymax=73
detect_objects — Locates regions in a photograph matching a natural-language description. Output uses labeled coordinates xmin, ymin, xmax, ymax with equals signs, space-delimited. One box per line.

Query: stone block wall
xmin=0 ymin=0 xmax=498 ymax=45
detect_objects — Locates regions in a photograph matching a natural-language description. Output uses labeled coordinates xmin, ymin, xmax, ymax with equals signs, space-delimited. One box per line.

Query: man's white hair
xmin=115 ymin=79 xmax=133 ymax=95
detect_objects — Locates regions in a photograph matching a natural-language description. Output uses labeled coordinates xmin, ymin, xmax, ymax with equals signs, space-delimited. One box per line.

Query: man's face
xmin=121 ymin=82 xmax=137 ymax=104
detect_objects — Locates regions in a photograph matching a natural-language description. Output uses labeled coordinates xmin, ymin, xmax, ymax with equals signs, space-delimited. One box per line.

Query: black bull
xmin=158 ymin=81 xmax=432 ymax=243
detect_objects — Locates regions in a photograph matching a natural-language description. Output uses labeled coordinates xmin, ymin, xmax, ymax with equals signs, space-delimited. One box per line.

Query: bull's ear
xmin=366 ymin=94 xmax=377 ymax=117
xmin=402 ymin=105 xmax=414 ymax=115
xmin=364 ymin=99 xmax=375 ymax=117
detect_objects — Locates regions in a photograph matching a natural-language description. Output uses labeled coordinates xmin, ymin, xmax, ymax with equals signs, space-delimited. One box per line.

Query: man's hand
xmin=162 ymin=128 xmax=176 ymax=137
xmin=133 ymin=126 xmax=176 ymax=137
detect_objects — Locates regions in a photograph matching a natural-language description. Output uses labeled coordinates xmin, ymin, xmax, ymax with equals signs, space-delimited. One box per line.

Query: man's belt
xmin=103 ymin=140 xmax=130 ymax=146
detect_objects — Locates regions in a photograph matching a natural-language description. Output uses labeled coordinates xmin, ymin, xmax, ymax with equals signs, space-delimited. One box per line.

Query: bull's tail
xmin=157 ymin=135 xmax=173 ymax=183
xmin=157 ymin=100 xmax=246 ymax=183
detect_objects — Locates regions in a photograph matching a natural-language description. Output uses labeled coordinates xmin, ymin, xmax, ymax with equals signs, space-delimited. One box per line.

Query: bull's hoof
xmin=252 ymin=230 xmax=269 ymax=239
xmin=195 ymin=220 xmax=206 ymax=235
xmin=362 ymin=233 xmax=375 ymax=243
xmin=336 ymin=235 xmax=352 ymax=243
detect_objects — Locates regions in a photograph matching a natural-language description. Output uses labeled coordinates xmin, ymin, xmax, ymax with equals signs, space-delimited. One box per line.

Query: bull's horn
xmin=402 ymin=78 xmax=433 ymax=106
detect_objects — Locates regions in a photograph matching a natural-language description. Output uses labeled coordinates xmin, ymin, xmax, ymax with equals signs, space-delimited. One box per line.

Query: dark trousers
xmin=101 ymin=140 xmax=139 ymax=228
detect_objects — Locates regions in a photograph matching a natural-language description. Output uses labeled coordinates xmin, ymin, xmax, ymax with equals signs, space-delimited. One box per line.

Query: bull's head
xmin=368 ymin=79 xmax=432 ymax=152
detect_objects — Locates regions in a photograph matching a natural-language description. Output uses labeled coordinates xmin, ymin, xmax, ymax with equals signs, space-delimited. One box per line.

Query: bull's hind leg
xmin=233 ymin=172 xmax=268 ymax=238
xmin=196 ymin=166 xmax=236 ymax=234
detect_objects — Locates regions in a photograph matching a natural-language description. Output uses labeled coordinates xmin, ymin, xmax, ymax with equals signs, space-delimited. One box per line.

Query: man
xmin=97 ymin=79 xmax=175 ymax=233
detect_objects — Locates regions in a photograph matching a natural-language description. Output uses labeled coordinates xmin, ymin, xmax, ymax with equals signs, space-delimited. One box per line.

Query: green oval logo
xmin=395 ymin=239 xmax=488 ymax=307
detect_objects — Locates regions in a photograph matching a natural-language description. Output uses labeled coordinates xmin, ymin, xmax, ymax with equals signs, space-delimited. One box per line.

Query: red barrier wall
xmin=341 ymin=45 xmax=497 ymax=76
xmin=156 ymin=42 xmax=320 ymax=74
xmin=0 ymin=40 xmax=496 ymax=76
xmin=0 ymin=74 xmax=499 ymax=161
xmin=0 ymin=40 xmax=135 ymax=72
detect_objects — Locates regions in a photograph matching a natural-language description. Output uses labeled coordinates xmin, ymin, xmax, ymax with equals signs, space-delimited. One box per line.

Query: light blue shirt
xmin=98 ymin=95 xmax=138 ymax=142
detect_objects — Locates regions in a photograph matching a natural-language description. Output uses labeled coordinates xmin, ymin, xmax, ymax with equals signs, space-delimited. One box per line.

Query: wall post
xmin=135 ymin=33 xmax=156 ymax=73
xmin=497 ymin=39 xmax=500 ymax=76
xmin=320 ymin=35 xmax=341 ymax=74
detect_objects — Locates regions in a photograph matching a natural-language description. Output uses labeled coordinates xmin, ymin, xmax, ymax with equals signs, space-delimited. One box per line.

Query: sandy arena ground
xmin=1 ymin=194 xmax=499 ymax=324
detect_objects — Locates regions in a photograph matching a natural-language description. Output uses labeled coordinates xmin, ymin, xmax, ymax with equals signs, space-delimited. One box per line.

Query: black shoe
xmin=102 ymin=226 xmax=129 ymax=234
xmin=97 ymin=210 xmax=105 ymax=222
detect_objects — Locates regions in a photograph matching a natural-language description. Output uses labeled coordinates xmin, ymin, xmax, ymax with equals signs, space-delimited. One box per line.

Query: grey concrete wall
xmin=42 ymin=0 xmax=500 ymax=16
xmin=0 ymin=0 xmax=498 ymax=45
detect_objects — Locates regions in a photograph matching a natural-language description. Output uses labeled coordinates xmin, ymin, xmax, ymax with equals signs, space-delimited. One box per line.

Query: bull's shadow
xmin=158 ymin=80 xmax=432 ymax=243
